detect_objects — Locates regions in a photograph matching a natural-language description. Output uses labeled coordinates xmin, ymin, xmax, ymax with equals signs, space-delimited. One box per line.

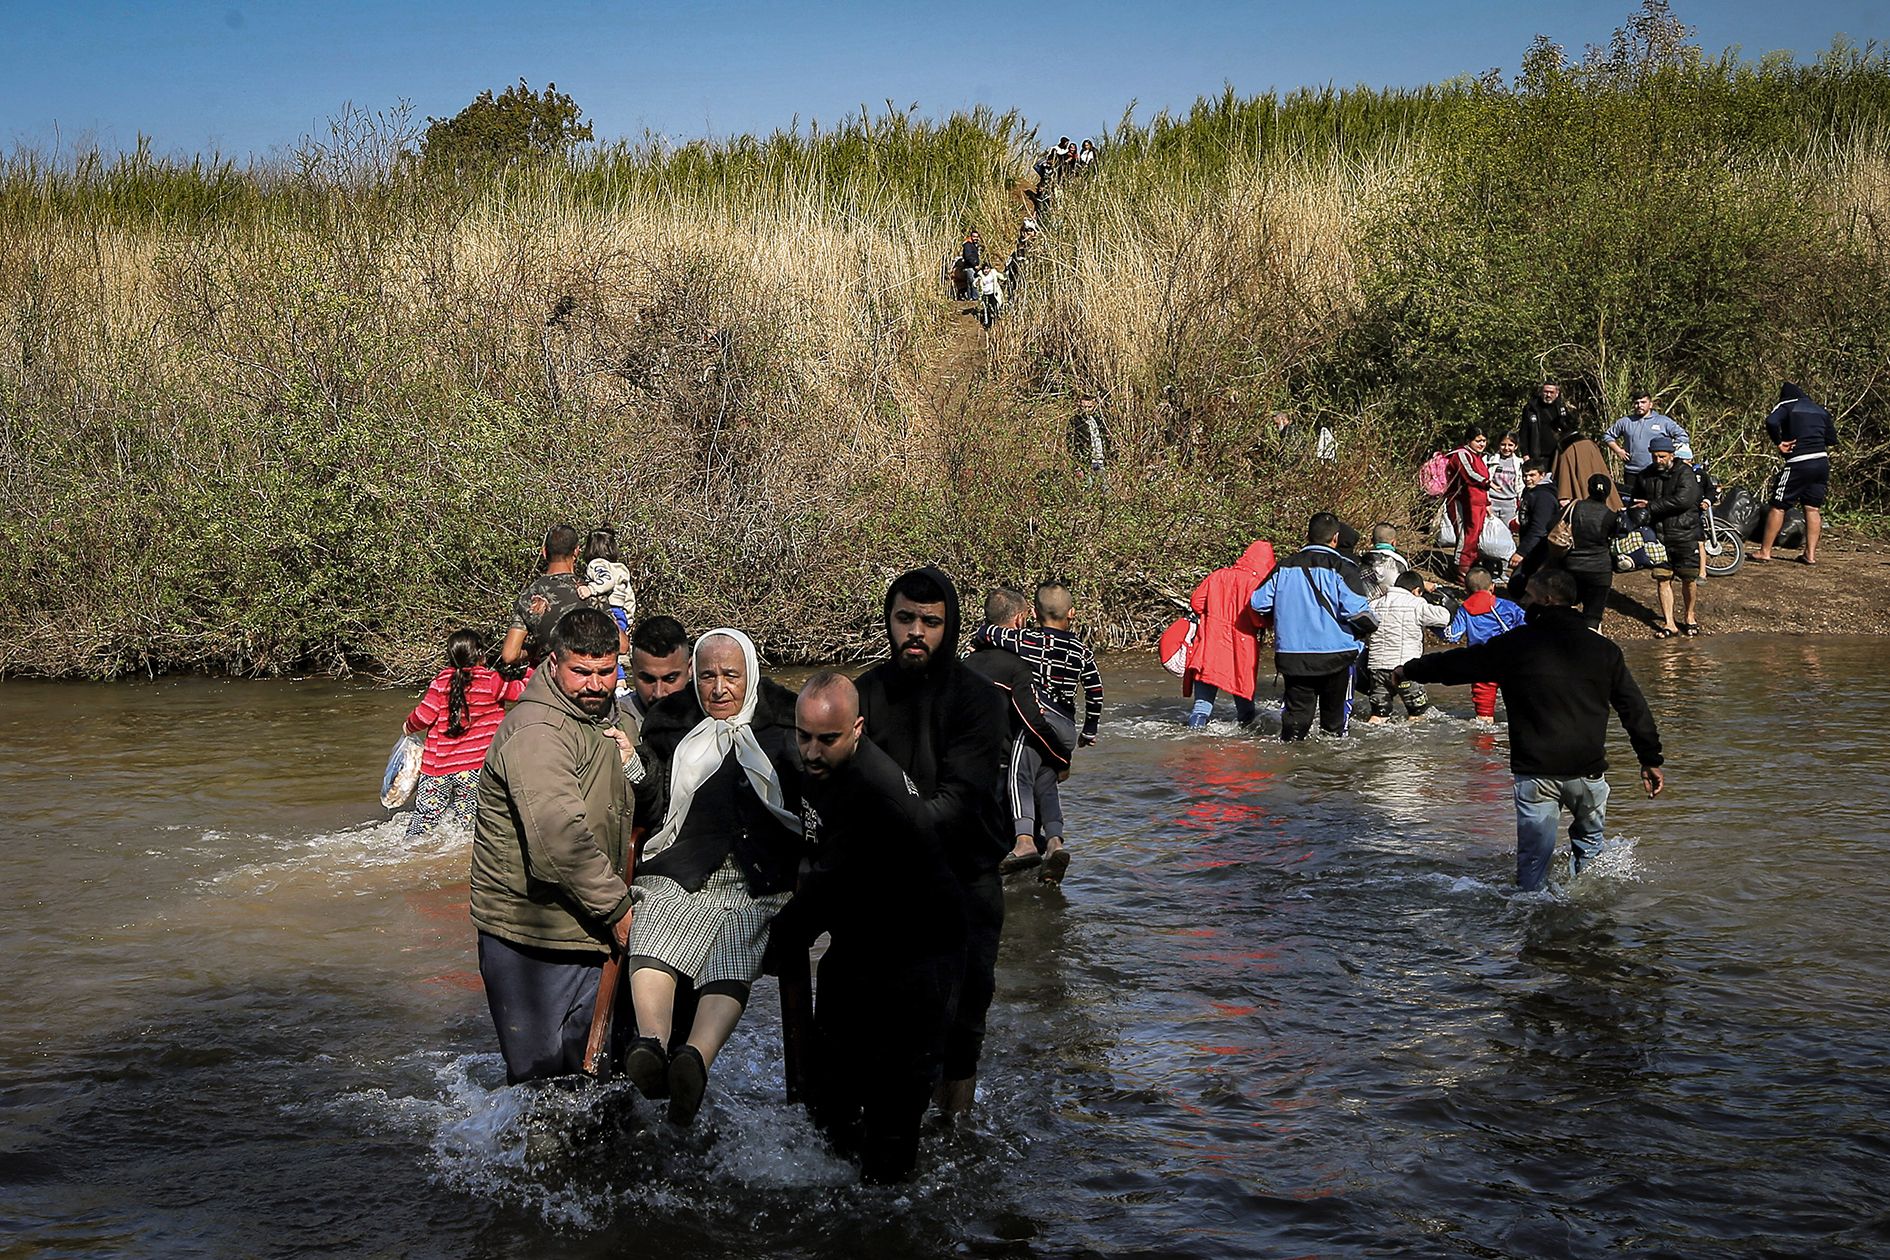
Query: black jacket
xmin=962 ymin=642 xmax=1073 ymax=767
xmin=1563 ymin=499 xmax=1620 ymax=577
xmin=855 ymin=567 xmax=1011 ymax=881
xmin=768 ymin=737 xmax=966 ymax=969
xmin=633 ymin=677 xmax=804 ymax=896
xmin=1518 ymin=397 xmax=1572 ymax=466
xmin=1512 ymin=482 xmax=1565 ymax=574
xmin=1630 ymin=462 xmax=1704 ymax=550
xmin=1402 ymin=605 xmax=1662 ymax=778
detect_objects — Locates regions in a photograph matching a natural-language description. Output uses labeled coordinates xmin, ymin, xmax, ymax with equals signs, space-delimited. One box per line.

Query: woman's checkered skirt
xmin=628 ymin=856 xmax=788 ymax=987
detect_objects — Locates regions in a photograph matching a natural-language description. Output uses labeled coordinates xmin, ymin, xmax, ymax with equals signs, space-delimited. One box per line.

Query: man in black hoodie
xmin=769 ymin=671 xmax=966 ymax=1182
xmin=1397 ymin=569 xmax=1666 ymax=891
xmin=854 ymin=566 xmax=1011 ymax=1115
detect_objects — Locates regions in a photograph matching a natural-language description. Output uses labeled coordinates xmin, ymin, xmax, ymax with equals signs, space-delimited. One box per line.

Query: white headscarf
xmin=641 ymin=628 xmax=800 ymax=859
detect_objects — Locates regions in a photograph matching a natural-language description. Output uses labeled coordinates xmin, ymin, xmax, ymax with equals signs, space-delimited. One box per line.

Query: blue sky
xmin=4 ymin=0 xmax=1884 ymax=160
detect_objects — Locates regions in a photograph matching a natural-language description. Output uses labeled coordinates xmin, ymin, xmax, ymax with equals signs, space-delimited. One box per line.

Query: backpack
xmin=1419 ymin=451 xmax=1450 ymax=496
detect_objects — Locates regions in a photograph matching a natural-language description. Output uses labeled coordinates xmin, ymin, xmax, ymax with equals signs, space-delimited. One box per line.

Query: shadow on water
xmin=5 ymin=639 xmax=1890 ymax=1257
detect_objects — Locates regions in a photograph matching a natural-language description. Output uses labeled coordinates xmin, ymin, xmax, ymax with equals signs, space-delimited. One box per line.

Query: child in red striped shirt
xmin=403 ymin=629 xmax=526 ymax=841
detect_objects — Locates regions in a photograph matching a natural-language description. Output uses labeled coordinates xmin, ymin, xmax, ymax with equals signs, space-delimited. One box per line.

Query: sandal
xmin=1653 ymin=626 xmax=1677 ymax=639
xmin=1681 ymin=623 xmax=1700 ymax=637
xmin=1040 ymin=848 xmax=1072 ymax=885
xmin=998 ymin=850 xmax=1043 ymax=876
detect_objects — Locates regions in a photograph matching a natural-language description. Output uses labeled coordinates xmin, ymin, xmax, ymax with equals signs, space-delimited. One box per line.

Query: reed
xmin=2 ymin=38 xmax=1888 ymax=678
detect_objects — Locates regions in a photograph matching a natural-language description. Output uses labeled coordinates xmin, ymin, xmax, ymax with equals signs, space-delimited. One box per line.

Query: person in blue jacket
xmin=1250 ymin=512 xmax=1379 ymax=741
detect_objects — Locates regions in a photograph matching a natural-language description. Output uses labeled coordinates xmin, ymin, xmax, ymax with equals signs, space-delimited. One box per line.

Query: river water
xmin=3 ymin=637 xmax=1888 ymax=1259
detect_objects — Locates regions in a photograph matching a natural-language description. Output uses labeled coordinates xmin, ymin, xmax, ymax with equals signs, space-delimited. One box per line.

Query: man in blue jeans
xmin=1395 ymin=569 xmax=1666 ymax=889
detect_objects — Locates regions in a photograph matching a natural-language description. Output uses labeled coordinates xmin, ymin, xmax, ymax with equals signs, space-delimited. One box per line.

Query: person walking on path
xmin=1249 ymin=513 xmax=1378 ymax=742
xmin=1182 ymin=540 xmax=1277 ymax=727
xmin=1397 ymin=568 xmax=1665 ymax=892
xmin=1444 ymin=427 xmax=1493 ymax=584
xmin=1754 ymin=382 xmax=1837 ymax=565
xmin=1561 ymin=473 xmax=1622 ymax=631
xmin=469 ymin=607 xmax=638 ymax=1085
xmin=403 ymin=628 xmax=526 ymax=842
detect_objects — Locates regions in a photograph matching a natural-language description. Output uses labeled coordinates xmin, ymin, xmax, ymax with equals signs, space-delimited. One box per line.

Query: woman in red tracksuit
xmin=1446 ymin=427 xmax=1492 ymax=584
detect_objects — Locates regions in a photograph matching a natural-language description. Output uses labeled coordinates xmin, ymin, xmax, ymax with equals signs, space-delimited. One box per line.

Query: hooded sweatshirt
xmin=1765 ymin=382 xmax=1837 ymax=459
xmin=1447 ymin=589 xmax=1526 ymax=646
xmin=1183 ymin=540 xmax=1275 ymax=700
xmin=469 ymin=666 xmax=634 ymax=953
xmin=855 ymin=567 xmax=1011 ymax=881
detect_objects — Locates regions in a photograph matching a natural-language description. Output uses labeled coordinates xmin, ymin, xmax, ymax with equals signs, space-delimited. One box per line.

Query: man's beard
xmin=573 ymin=690 xmax=614 ymax=716
xmin=896 ymin=641 xmax=931 ymax=670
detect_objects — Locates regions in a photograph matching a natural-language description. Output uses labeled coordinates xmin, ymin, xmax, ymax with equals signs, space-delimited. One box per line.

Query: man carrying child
xmin=970 ymin=581 xmax=1104 ymax=885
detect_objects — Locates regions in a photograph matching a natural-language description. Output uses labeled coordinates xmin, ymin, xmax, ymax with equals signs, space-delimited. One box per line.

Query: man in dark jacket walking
xmin=854 ymin=566 xmax=1010 ymax=1116
xmin=1398 ymin=569 xmax=1665 ymax=891
xmin=1629 ymin=435 xmax=1704 ymax=636
xmin=769 ymin=671 xmax=965 ymax=1183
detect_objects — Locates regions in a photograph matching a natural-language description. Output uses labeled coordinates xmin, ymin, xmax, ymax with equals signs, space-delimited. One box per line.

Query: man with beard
xmin=469 ymin=607 xmax=639 ymax=1083
xmin=768 ymin=672 xmax=965 ymax=1182
xmin=853 ymin=567 xmax=1010 ymax=1116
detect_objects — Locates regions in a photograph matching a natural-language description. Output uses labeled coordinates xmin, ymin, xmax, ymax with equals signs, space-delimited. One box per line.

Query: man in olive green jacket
xmin=472 ymin=607 xmax=638 ymax=1084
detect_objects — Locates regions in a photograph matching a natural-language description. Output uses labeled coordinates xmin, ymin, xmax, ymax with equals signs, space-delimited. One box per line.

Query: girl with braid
xmin=402 ymin=629 xmax=527 ymax=841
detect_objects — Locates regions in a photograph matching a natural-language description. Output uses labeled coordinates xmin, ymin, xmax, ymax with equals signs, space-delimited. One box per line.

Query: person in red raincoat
xmin=1445 ymin=426 xmax=1492 ymax=584
xmin=1183 ymin=539 xmax=1277 ymax=727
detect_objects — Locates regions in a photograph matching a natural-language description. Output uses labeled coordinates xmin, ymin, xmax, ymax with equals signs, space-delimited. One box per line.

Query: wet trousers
xmin=811 ymin=948 xmax=960 ymax=1183
xmin=1280 ymin=669 xmax=1354 ymax=741
xmin=1514 ymin=774 xmax=1610 ymax=891
xmin=477 ymin=932 xmax=603 ymax=1084
xmin=943 ymin=870 xmax=1003 ymax=1081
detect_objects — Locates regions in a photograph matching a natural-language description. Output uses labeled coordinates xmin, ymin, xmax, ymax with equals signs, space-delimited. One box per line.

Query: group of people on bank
xmin=398 ymin=526 xmax=1104 ymax=1184
xmin=1438 ymin=381 xmax=1836 ymax=638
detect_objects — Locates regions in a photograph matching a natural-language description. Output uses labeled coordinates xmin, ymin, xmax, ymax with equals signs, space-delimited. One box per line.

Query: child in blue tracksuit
xmin=1445 ymin=568 xmax=1526 ymax=724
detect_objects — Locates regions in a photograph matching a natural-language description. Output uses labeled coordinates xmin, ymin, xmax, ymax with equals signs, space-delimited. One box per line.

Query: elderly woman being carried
xmin=621 ymin=628 xmax=803 ymax=1124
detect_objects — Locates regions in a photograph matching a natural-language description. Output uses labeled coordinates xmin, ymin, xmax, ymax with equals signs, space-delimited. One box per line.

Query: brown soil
xmin=1425 ymin=527 xmax=1890 ymax=639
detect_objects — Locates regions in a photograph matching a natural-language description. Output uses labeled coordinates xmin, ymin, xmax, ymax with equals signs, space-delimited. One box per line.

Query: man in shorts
xmin=1754 ymin=382 xmax=1836 ymax=565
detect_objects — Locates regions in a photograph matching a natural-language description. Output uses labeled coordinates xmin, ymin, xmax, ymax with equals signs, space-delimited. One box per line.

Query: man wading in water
xmin=768 ymin=672 xmax=966 ymax=1182
xmin=854 ymin=567 xmax=1010 ymax=1116
xmin=470 ymin=607 xmax=639 ymax=1083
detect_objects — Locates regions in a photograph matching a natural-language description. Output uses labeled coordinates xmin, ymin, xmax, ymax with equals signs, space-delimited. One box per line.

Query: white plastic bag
xmin=1478 ymin=512 xmax=1517 ymax=561
xmin=381 ymin=733 xmax=424 ymax=808
xmin=1435 ymin=508 xmax=1458 ymax=548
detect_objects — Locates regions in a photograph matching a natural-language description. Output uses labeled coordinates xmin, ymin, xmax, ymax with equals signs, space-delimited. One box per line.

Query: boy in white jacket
xmin=1359 ymin=571 xmax=1450 ymax=722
